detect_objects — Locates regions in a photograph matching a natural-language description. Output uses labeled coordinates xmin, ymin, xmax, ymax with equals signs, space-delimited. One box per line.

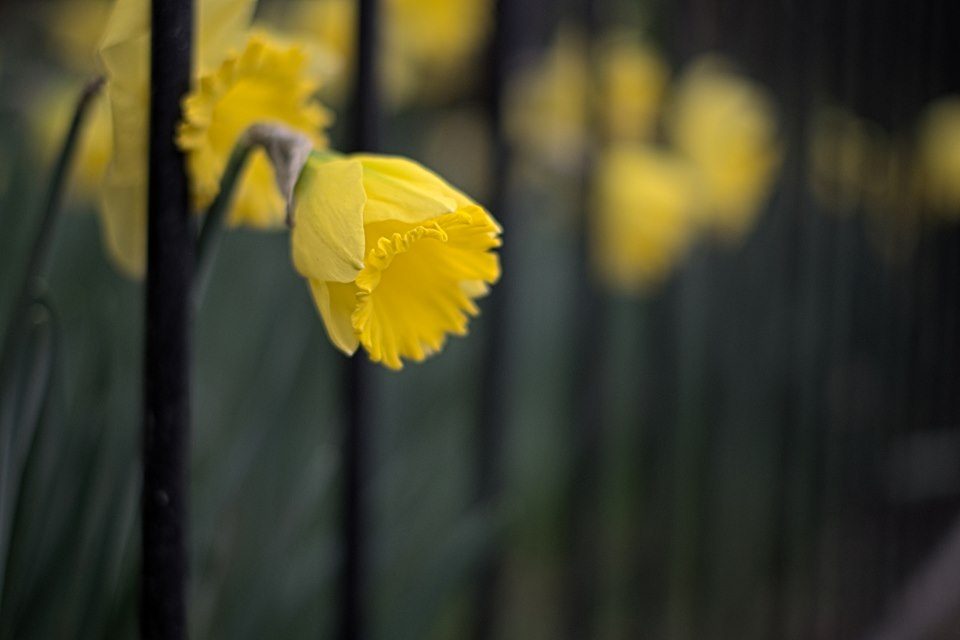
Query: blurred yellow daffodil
xmin=809 ymin=107 xmax=887 ymax=214
xmin=505 ymin=28 xmax=668 ymax=167
xmin=667 ymin=57 xmax=781 ymax=242
xmin=98 ymin=0 xmax=258 ymax=276
xmin=382 ymin=0 xmax=491 ymax=106
xmin=808 ymin=106 xmax=915 ymax=223
xmin=592 ymin=145 xmax=700 ymax=293
xmin=291 ymin=153 xmax=501 ymax=369
xmin=267 ymin=0 xmax=490 ymax=108
xmin=918 ymin=96 xmax=960 ymax=218
xmin=597 ymin=33 xmax=669 ymax=142
xmin=254 ymin=1 xmax=353 ymax=103
xmin=177 ymin=34 xmax=333 ymax=228
xmin=505 ymin=29 xmax=589 ymax=172
xmin=97 ymin=0 xmax=335 ymax=276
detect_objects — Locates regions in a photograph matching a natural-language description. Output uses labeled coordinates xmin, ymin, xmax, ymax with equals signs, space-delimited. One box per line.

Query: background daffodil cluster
xmin=260 ymin=0 xmax=491 ymax=108
xmin=506 ymin=27 xmax=782 ymax=295
xmin=809 ymin=96 xmax=960 ymax=262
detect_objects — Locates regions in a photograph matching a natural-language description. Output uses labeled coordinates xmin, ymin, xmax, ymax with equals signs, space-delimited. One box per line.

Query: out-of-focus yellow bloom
xmin=30 ymin=81 xmax=112 ymax=203
xmin=256 ymin=1 xmax=353 ymax=102
xmin=43 ymin=0 xmax=111 ymax=73
xmin=592 ymin=145 xmax=700 ymax=293
xmin=667 ymin=57 xmax=781 ymax=242
xmin=808 ymin=107 xmax=911 ymax=219
xmin=177 ymin=35 xmax=332 ymax=228
xmin=809 ymin=107 xmax=885 ymax=213
xmin=268 ymin=0 xmax=489 ymax=107
xmin=291 ymin=153 xmax=501 ymax=369
xmin=383 ymin=0 xmax=490 ymax=105
xmin=505 ymin=30 xmax=588 ymax=171
xmin=597 ymin=33 xmax=669 ymax=142
xmin=97 ymin=0 xmax=256 ymax=276
xmin=918 ymin=96 xmax=960 ymax=218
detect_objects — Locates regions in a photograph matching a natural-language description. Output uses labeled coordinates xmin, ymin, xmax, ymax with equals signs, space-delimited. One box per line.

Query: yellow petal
xmin=99 ymin=0 xmax=147 ymax=55
xmin=308 ymin=280 xmax=360 ymax=355
xmin=99 ymin=33 xmax=149 ymax=276
xmin=198 ymin=0 xmax=258 ymax=71
xmin=291 ymin=157 xmax=366 ymax=283
xmin=100 ymin=167 xmax=147 ymax=278
xmin=353 ymin=154 xmax=466 ymax=224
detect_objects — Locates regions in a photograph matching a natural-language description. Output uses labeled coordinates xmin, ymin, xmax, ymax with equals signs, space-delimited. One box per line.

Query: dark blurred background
xmin=2 ymin=0 xmax=960 ymax=638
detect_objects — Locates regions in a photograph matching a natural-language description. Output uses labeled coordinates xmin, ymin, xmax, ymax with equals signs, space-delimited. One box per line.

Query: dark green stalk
xmin=0 ymin=76 xmax=103 ymax=391
xmin=0 ymin=75 xmax=101 ymax=629
xmin=194 ymin=141 xmax=253 ymax=302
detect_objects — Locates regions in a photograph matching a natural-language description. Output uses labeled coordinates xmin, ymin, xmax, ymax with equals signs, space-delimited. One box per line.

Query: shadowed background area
xmin=1 ymin=0 xmax=960 ymax=638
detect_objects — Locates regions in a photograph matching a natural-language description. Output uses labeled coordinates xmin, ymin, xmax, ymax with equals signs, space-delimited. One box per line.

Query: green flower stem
xmin=0 ymin=76 xmax=103 ymax=393
xmin=194 ymin=123 xmax=315 ymax=305
xmin=194 ymin=140 xmax=253 ymax=300
xmin=0 ymin=77 xmax=101 ymax=616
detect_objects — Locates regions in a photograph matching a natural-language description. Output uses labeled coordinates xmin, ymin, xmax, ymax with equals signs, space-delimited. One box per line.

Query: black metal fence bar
xmin=563 ymin=0 xmax=604 ymax=636
xmin=142 ymin=1 xmax=194 ymax=638
xmin=341 ymin=0 xmax=379 ymax=637
xmin=473 ymin=0 xmax=515 ymax=636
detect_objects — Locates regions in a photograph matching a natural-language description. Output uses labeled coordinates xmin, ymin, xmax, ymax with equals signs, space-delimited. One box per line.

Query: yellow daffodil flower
xmin=597 ymin=33 xmax=669 ymax=143
xmin=97 ymin=0 xmax=257 ymax=276
xmin=809 ymin=107 xmax=885 ymax=214
xmin=254 ymin=1 xmax=353 ymax=103
xmin=177 ymin=34 xmax=333 ymax=228
xmin=268 ymin=0 xmax=490 ymax=107
xmin=505 ymin=29 xmax=589 ymax=172
xmin=383 ymin=0 xmax=491 ymax=106
xmin=808 ymin=106 xmax=912 ymax=220
xmin=667 ymin=56 xmax=781 ymax=242
xmin=291 ymin=153 xmax=501 ymax=369
xmin=592 ymin=145 xmax=700 ymax=293
xmin=918 ymin=96 xmax=960 ymax=218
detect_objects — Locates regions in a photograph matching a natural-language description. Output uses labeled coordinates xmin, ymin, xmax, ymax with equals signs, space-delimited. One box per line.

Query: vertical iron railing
xmin=142 ymin=1 xmax=193 ymax=639
xmin=341 ymin=0 xmax=379 ymax=637
xmin=473 ymin=0 xmax=514 ymax=636
xmin=563 ymin=0 xmax=603 ymax=637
